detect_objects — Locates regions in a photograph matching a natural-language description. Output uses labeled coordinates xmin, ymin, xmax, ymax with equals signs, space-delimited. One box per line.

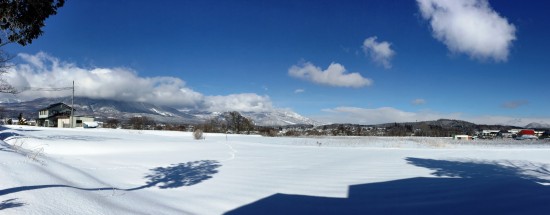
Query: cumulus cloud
xmin=3 ymin=52 xmax=273 ymax=112
xmin=362 ymin=36 xmax=395 ymax=69
xmin=501 ymin=100 xmax=528 ymax=109
xmin=412 ymin=98 xmax=426 ymax=105
xmin=6 ymin=52 xmax=204 ymax=107
xmin=417 ymin=0 xmax=516 ymax=62
xmin=312 ymin=106 xmax=550 ymax=127
xmin=288 ymin=62 xmax=372 ymax=88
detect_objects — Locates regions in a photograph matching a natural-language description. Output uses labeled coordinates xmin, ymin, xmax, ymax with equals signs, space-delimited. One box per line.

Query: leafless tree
xmin=104 ymin=118 xmax=121 ymax=129
xmin=0 ymin=50 xmax=17 ymax=94
xmin=226 ymin=111 xmax=254 ymax=134
xmin=128 ymin=116 xmax=155 ymax=130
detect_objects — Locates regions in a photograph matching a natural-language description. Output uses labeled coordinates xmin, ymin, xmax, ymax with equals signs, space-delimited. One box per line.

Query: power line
xmin=18 ymin=86 xmax=73 ymax=92
xmin=14 ymin=83 xmax=77 ymax=128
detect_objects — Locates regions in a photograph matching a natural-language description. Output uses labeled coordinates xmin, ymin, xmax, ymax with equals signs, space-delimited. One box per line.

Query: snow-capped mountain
xmin=1 ymin=97 xmax=319 ymax=126
xmin=525 ymin=122 xmax=550 ymax=129
xmin=241 ymin=110 xmax=321 ymax=126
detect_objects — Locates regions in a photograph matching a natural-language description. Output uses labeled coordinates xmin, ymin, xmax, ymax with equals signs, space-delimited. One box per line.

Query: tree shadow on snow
xmin=0 ymin=160 xmax=221 ymax=201
xmin=0 ymin=132 xmax=23 ymax=141
xmin=43 ymin=135 xmax=116 ymax=142
xmin=0 ymin=126 xmax=40 ymax=133
xmin=0 ymin=198 xmax=25 ymax=210
xmin=225 ymin=158 xmax=550 ymax=215
xmin=129 ymin=160 xmax=222 ymax=190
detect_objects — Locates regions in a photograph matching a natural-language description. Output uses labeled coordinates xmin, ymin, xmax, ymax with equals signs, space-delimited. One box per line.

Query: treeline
xmin=100 ymin=115 xmax=530 ymax=138
xmin=270 ymin=123 xmax=475 ymax=137
xmin=102 ymin=111 xmax=255 ymax=134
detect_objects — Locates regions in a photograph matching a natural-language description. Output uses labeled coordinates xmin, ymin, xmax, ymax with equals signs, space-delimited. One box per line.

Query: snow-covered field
xmin=1 ymin=125 xmax=550 ymax=214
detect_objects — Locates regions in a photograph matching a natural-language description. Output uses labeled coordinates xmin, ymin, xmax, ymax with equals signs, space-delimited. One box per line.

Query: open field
xmin=1 ymin=125 xmax=550 ymax=214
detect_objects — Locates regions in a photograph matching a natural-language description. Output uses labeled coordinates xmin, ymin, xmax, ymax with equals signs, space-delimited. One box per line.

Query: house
xmin=499 ymin=132 xmax=513 ymax=138
xmin=515 ymin=129 xmax=538 ymax=140
xmin=37 ymin=103 xmax=95 ymax=128
xmin=38 ymin=103 xmax=74 ymax=127
xmin=480 ymin=130 xmax=500 ymax=139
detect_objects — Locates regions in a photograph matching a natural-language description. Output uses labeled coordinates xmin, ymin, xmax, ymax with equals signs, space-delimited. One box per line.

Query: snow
xmin=1 ymin=125 xmax=550 ymax=214
xmin=150 ymin=108 xmax=173 ymax=117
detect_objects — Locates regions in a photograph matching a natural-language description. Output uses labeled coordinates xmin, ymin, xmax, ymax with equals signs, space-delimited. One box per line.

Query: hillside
xmin=314 ymin=119 xmax=527 ymax=137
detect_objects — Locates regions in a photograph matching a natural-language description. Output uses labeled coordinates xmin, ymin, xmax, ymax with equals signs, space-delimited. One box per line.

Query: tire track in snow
xmin=222 ymin=141 xmax=237 ymax=162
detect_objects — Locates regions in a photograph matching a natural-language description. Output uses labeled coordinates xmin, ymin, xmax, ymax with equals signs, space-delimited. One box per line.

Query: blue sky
xmin=3 ymin=0 xmax=550 ymax=126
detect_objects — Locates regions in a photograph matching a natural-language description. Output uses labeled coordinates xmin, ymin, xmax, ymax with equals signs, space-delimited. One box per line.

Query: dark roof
xmin=39 ymin=103 xmax=75 ymax=111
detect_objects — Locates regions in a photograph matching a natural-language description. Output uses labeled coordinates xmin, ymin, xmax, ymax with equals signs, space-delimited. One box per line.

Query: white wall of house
xmin=38 ymin=110 xmax=49 ymax=119
xmin=57 ymin=116 xmax=95 ymax=128
xmin=58 ymin=118 xmax=70 ymax=128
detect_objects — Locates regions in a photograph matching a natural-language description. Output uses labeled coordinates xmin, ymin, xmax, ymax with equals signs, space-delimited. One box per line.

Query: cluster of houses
xmin=455 ymin=129 xmax=546 ymax=140
xmin=10 ymin=103 xmax=99 ymax=128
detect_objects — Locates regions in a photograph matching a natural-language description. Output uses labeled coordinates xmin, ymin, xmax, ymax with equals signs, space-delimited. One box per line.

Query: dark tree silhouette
xmin=227 ymin=111 xmax=254 ymax=134
xmin=0 ymin=0 xmax=65 ymax=46
xmin=1 ymin=0 xmax=66 ymax=93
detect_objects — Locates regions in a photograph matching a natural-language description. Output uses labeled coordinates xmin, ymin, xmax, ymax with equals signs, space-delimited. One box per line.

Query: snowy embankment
xmin=1 ymin=125 xmax=550 ymax=214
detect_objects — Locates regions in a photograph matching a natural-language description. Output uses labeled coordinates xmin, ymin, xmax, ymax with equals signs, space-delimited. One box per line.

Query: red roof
xmin=519 ymin=129 xmax=535 ymax=135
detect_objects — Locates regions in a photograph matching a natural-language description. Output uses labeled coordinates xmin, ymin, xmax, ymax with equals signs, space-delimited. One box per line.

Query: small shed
xmin=453 ymin=135 xmax=472 ymax=140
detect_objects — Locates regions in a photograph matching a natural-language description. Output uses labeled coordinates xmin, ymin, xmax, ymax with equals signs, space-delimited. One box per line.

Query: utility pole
xmin=70 ymin=80 xmax=74 ymax=128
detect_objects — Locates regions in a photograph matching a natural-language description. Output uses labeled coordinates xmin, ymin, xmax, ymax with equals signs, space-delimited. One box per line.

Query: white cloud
xmin=362 ymin=36 xmax=395 ymax=69
xmin=417 ymin=0 xmax=516 ymax=62
xmin=3 ymin=52 xmax=273 ymax=112
xmin=288 ymin=62 xmax=372 ymax=88
xmin=464 ymin=115 xmax=550 ymax=128
xmin=316 ymin=106 xmax=460 ymax=125
xmin=312 ymin=106 xmax=550 ymax=127
xmin=294 ymin=89 xmax=305 ymax=94
xmin=204 ymin=93 xmax=273 ymax=112
xmin=412 ymin=98 xmax=426 ymax=105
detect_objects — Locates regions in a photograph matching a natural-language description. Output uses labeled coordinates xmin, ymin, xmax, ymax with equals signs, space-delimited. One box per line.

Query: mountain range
xmin=0 ymin=97 xmax=320 ymax=126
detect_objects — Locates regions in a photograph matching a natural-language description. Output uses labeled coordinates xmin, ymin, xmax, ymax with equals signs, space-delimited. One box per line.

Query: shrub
xmin=193 ymin=129 xmax=204 ymax=140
